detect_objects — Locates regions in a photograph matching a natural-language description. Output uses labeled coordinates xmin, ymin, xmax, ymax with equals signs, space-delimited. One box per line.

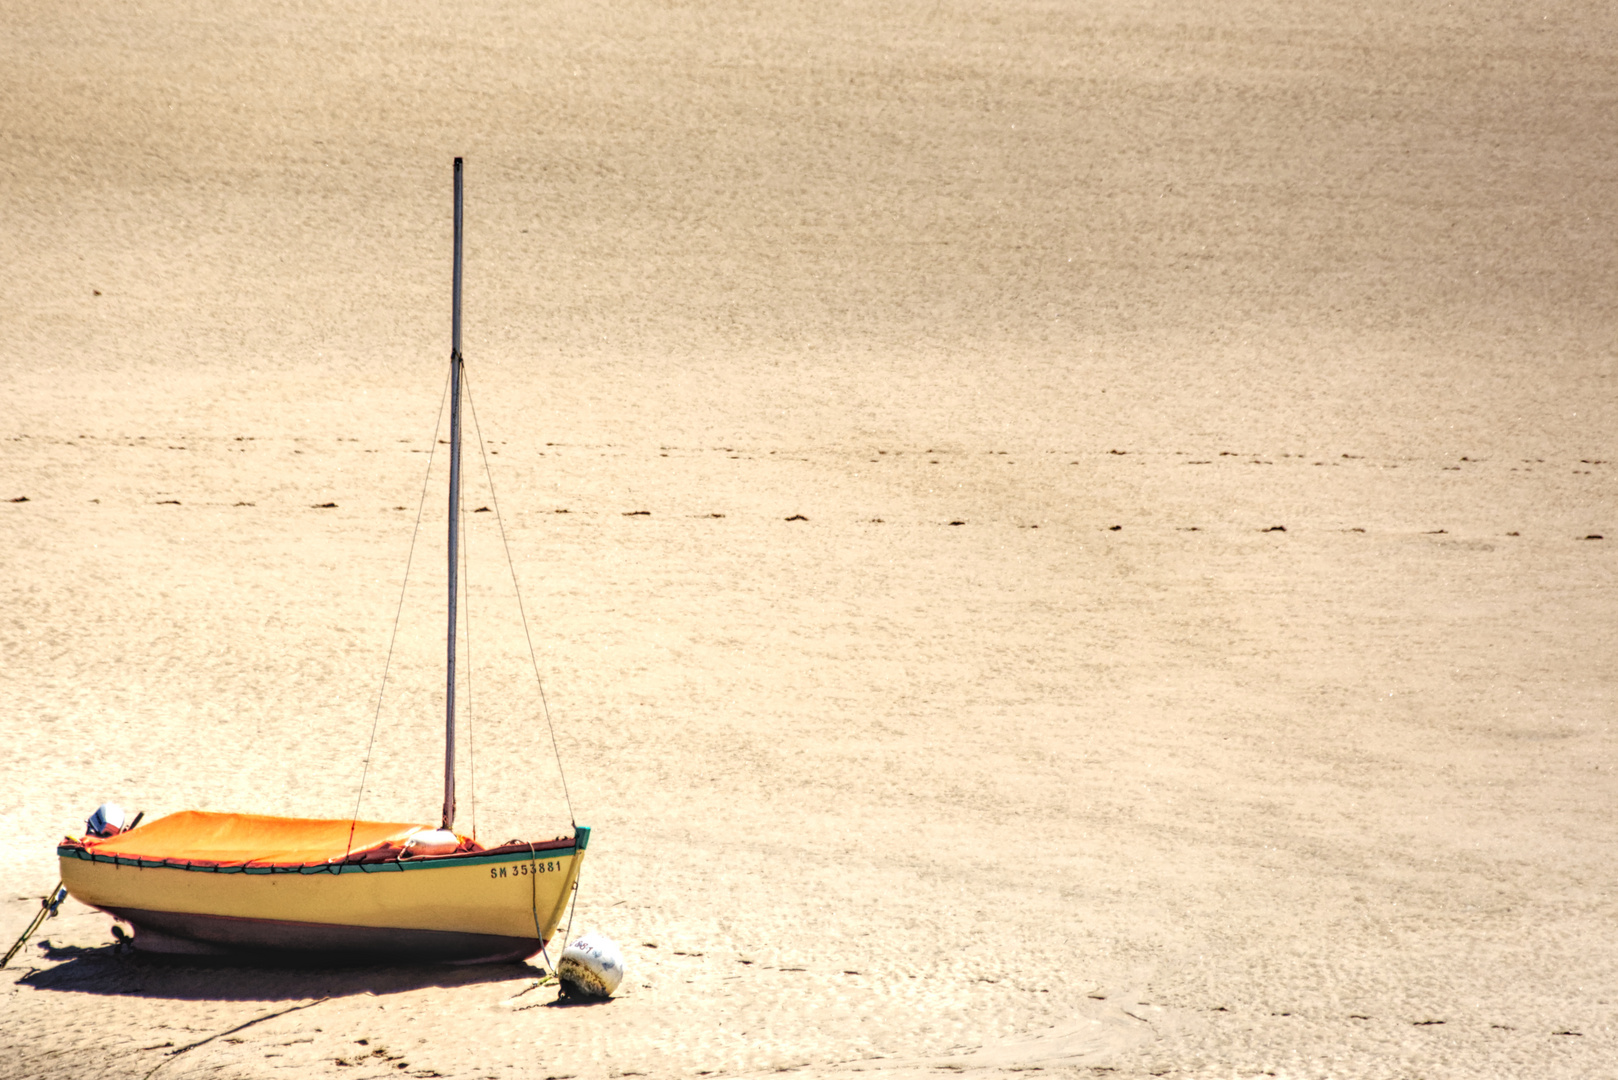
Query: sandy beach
xmin=3 ymin=1 xmax=1615 ymax=1076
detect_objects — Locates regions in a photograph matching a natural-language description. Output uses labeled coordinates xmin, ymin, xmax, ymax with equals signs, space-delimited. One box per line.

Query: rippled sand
xmin=2 ymin=2 xmax=1615 ymax=1077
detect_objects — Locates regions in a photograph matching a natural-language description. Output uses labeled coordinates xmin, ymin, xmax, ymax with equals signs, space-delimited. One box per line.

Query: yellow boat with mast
xmin=58 ymin=159 xmax=589 ymax=963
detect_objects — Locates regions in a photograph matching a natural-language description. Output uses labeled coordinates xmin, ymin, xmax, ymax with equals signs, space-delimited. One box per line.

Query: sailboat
xmin=56 ymin=160 xmax=589 ymax=964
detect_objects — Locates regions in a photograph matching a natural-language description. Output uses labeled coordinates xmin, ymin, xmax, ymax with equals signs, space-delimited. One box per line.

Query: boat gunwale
xmin=58 ymin=836 xmax=580 ymax=875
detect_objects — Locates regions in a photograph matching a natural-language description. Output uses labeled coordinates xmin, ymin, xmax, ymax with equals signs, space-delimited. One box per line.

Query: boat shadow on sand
xmin=18 ymin=941 xmax=537 ymax=1002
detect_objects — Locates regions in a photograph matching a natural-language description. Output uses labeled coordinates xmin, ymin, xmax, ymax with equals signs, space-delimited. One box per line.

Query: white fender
xmin=403 ymin=828 xmax=460 ymax=857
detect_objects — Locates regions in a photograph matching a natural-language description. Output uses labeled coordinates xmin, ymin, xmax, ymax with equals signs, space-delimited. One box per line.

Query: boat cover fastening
xmin=79 ymin=811 xmax=429 ymax=868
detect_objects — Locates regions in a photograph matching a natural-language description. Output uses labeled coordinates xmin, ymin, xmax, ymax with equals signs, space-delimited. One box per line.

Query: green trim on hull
xmin=58 ymin=841 xmax=581 ymax=876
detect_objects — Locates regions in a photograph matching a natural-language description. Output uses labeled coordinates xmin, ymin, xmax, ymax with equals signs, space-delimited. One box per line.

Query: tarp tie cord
xmin=347 ymin=366 xmax=453 ymax=860
xmin=462 ymin=372 xmax=576 ymax=826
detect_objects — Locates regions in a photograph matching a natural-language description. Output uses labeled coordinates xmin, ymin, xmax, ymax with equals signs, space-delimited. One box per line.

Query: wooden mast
xmin=443 ymin=157 xmax=464 ymax=832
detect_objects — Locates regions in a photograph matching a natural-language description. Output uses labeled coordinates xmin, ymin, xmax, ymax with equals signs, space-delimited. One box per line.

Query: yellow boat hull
xmin=59 ymin=836 xmax=586 ymax=963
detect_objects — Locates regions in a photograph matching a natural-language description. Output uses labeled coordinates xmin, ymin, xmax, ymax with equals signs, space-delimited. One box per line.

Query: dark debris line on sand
xmin=144 ymin=998 xmax=328 ymax=1080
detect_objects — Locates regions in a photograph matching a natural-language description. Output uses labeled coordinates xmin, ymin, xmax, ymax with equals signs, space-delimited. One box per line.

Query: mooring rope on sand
xmin=1 ymin=883 xmax=67 ymax=969
xmin=144 ymin=998 xmax=328 ymax=1080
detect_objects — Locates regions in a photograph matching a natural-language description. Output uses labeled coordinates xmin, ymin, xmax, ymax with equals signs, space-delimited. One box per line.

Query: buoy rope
xmin=562 ymin=863 xmax=581 ymax=947
xmin=347 ymin=368 xmax=452 ymax=858
xmin=527 ymin=841 xmax=545 ymax=952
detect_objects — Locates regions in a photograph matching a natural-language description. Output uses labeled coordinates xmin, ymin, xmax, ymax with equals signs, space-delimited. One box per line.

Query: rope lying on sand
xmin=144 ymin=998 xmax=329 ymax=1080
xmin=1 ymin=883 xmax=67 ymax=969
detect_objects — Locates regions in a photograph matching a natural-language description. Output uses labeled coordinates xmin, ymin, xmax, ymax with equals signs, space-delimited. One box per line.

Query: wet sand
xmin=2 ymin=1 xmax=1615 ymax=1077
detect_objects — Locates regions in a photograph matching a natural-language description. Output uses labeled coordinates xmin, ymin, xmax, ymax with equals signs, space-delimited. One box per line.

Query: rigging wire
xmin=462 ymin=370 xmax=576 ymax=826
xmin=347 ymin=368 xmax=453 ymax=858
xmin=462 ymin=448 xmax=477 ymax=842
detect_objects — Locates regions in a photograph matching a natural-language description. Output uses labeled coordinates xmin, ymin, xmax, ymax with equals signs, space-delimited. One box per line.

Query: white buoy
xmin=85 ymin=804 xmax=125 ymax=838
xmin=557 ymin=931 xmax=625 ymax=998
xmin=403 ymin=828 xmax=460 ymax=857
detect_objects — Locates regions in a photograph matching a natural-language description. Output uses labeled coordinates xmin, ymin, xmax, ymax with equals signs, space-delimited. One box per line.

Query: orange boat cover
xmin=80 ymin=811 xmax=429 ymax=867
